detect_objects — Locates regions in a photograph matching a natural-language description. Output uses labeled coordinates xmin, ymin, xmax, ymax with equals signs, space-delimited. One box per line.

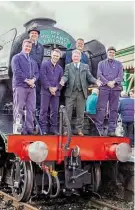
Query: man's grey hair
xmin=121 ymin=91 xmax=128 ymax=97
xmin=72 ymin=49 xmax=81 ymax=56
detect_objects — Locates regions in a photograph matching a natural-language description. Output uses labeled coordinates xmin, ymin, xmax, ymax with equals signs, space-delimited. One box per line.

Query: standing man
xmin=118 ymin=91 xmax=134 ymax=145
xmin=11 ymin=39 xmax=39 ymax=134
xmin=39 ymin=49 xmax=63 ymax=135
xmin=65 ymin=38 xmax=89 ymax=65
xmin=60 ymin=49 xmax=101 ymax=136
xmin=28 ymin=27 xmax=44 ymax=111
xmin=95 ymin=46 xmax=123 ymax=136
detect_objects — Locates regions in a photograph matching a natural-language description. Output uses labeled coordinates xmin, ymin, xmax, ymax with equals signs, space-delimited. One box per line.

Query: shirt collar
xmin=31 ymin=40 xmax=38 ymax=46
xmin=50 ymin=59 xmax=58 ymax=68
xmin=22 ymin=51 xmax=29 ymax=59
xmin=74 ymin=62 xmax=80 ymax=68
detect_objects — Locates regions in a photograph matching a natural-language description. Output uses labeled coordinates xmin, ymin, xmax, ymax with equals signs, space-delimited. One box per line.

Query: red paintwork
xmin=7 ymin=135 xmax=130 ymax=162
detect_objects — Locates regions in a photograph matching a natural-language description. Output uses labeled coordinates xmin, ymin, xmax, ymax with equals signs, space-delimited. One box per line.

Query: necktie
xmin=26 ymin=54 xmax=29 ymax=60
xmin=75 ymin=63 xmax=78 ymax=70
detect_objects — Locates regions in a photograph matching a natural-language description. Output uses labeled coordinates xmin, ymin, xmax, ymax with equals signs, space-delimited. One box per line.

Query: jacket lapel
xmin=79 ymin=62 xmax=84 ymax=72
xmin=20 ymin=52 xmax=29 ymax=62
xmin=71 ymin=62 xmax=76 ymax=74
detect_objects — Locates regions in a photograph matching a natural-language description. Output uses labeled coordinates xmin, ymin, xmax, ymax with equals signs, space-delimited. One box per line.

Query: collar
xmin=31 ymin=40 xmax=38 ymax=46
xmin=21 ymin=51 xmax=29 ymax=59
xmin=107 ymin=58 xmax=115 ymax=62
xmin=50 ymin=59 xmax=58 ymax=67
xmin=74 ymin=62 xmax=80 ymax=68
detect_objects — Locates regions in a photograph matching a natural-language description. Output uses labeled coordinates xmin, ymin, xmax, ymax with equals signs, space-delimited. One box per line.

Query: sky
xmin=0 ymin=1 xmax=134 ymax=50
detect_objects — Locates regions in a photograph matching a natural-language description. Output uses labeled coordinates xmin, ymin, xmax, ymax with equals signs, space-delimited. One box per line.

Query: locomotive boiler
xmin=0 ymin=18 xmax=132 ymax=202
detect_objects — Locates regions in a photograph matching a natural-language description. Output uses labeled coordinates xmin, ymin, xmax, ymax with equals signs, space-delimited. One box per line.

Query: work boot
xmin=78 ymin=131 xmax=84 ymax=136
xmin=108 ymin=131 xmax=116 ymax=137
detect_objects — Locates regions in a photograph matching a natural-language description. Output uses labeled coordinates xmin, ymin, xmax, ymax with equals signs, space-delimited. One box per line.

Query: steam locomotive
xmin=0 ymin=18 xmax=132 ymax=202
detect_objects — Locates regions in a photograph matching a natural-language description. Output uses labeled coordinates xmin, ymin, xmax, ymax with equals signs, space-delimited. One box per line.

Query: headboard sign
xmin=38 ymin=29 xmax=74 ymax=49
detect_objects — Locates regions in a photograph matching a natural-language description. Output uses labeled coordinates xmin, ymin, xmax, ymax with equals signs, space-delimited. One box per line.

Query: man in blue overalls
xmin=95 ymin=46 xmax=123 ymax=136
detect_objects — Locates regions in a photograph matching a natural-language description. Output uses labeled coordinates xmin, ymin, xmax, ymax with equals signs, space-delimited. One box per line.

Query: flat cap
xmin=28 ymin=27 xmax=40 ymax=35
xmin=107 ymin=46 xmax=116 ymax=52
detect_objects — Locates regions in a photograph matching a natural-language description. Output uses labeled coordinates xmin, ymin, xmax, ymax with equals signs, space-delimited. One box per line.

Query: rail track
xmin=0 ymin=191 xmax=38 ymax=210
xmin=89 ymin=198 xmax=125 ymax=210
xmin=0 ymin=190 xmax=132 ymax=210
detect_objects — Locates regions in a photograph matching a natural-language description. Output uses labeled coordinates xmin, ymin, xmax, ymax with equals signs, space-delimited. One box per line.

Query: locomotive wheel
xmin=11 ymin=160 xmax=33 ymax=202
xmin=93 ymin=164 xmax=101 ymax=192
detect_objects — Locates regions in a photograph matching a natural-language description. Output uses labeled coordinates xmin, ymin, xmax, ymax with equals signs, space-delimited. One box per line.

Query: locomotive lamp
xmin=28 ymin=141 xmax=48 ymax=163
xmin=21 ymin=141 xmax=48 ymax=163
xmin=106 ymin=143 xmax=132 ymax=162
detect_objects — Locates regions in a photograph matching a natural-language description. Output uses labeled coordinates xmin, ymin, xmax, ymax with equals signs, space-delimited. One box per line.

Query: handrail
xmin=59 ymin=105 xmax=72 ymax=150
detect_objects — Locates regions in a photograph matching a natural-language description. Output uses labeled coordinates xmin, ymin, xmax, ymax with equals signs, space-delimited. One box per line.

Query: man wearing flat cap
xmin=95 ymin=46 xmax=123 ymax=136
xmin=28 ymin=27 xmax=44 ymax=111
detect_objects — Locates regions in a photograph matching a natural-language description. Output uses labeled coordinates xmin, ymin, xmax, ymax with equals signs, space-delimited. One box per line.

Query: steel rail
xmin=90 ymin=198 xmax=124 ymax=210
xmin=0 ymin=191 xmax=39 ymax=210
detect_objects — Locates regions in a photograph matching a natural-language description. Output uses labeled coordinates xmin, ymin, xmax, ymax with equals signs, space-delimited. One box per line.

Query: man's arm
xmin=40 ymin=45 xmax=44 ymax=64
xmin=11 ymin=56 xmax=27 ymax=82
xmin=56 ymin=67 xmax=64 ymax=90
xmin=97 ymin=62 xmax=109 ymax=85
xmin=114 ymin=63 xmax=123 ymax=85
xmin=86 ymin=65 xmax=97 ymax=84
xmin=40 ymin=62 xmax=51 ymax=89
xmin=59 ymin=64 xmax=69 ymax=86
xmin=33 ymin=61 xmax=39 ymax=82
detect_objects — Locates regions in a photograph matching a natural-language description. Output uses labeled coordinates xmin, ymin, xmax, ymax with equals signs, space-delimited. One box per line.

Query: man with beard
xmin=95 ymin=46 xmax=123 ymax=136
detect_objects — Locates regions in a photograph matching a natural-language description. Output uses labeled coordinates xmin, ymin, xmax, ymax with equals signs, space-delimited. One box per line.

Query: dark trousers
xmin=39 ymin=94 xmax=59 ymax=133
xmin=122 ymin=122 xmax=134 ymax=145
xmin=65 ymin=90 xmax=85 ymax=132
xmin=95 ymin=88 xmax=120 ymax=133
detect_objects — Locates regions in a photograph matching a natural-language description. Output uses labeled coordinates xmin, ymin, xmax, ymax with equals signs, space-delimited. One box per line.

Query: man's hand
xmin=27 ymin=79 xmax=35 ymax=86
xmin=59 ymin=78 xmax=65 ymax=86
xmin=96 ymin=79 xmax=102 ymax=87
xmin=30 ymin=84 xmax=36 ymax=88
xmin=49 ymin=87 xmax=57 ymax=95
xmin=107 ymin=81 xmax=115 ymax=88
xmin=25 ymin=78 xmax=35 ymax=86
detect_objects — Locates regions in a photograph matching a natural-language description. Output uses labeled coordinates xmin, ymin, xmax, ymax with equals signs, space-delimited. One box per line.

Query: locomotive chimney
xmin=23 ymin=18 xmax=57 ymax=32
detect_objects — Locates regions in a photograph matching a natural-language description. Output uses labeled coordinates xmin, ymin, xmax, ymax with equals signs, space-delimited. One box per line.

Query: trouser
xmin=122 ymin=122 xmax=134 ymax=146
xmin=13 ymin=86 xmax=36 ymax=134
xmin=65 ymin=90 xmax=85 ymax=132
xmin=95 ymin=88 xmax=120 ymax=133
xmin=39 ymin=94 xmax=59 ymax=133
xmin=36 ymin=79 xmax=41 ymax=111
